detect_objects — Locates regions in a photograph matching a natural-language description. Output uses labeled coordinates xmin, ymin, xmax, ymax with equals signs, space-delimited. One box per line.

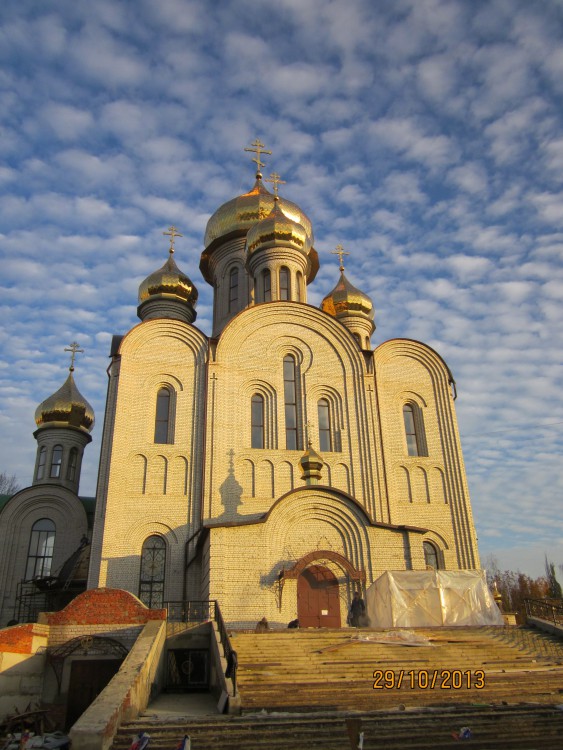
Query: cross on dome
xmin=265 ymin=172 xmax=286 ymax=199
xmin=244 ymin=138 xmax=272 ymax=179
xmin=163 ymin=226 xmax=183 ymax=254
xmin=64 ymin=341 xmax=84 ymax=373
xmin=332 ymin=244 xmax=350 ymax=272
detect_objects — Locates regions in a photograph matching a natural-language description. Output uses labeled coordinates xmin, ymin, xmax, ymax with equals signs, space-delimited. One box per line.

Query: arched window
xmin=67 ymin=447 xmax=78 ymax=482
xmin=229 ymin=267 xmax=239 ymax=312
xmin=36 ymin=446 xmax=47 ymax=481
xmin=403 ymin=404 xmax=420 ymax=456
xmin=423 ymin=541 xmax=440 ymax=570
xmin=318 ymin=399 xmax=332 ymax=452
xmin=261 ymin=269 xmax=271 ymax=303
xmin=279 ymin=267 xmax=290 ymax=300
xmin=353 ymin=332 xmax=361 ymax=347
xmin=25 ymin=519 xmax=56 ymax=580
xmin=284 ymin=355 xmax=300 ymax=450
xmin=403 ymin=402 xmax=427 ymax=456
xmin=296 ymin=271 xmax=303 ymax=302
xmin=251 ymin=394 xmax=265 ymax=449
xmin=139 ymin=536 xmax=166 ymax=608
xmin=50 ymin=445 xmax=63 ymax=478
xmin=154 ymin=387 xmax=174 ymax=444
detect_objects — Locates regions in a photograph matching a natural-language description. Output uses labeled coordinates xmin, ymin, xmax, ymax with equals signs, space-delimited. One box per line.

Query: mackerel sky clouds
xmin=0 ymin=0 xmax=562 ymax=577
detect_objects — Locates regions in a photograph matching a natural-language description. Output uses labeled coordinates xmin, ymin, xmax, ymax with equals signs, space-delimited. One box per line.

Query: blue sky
xmin=0 ymin=0 xmax=562 ymax=578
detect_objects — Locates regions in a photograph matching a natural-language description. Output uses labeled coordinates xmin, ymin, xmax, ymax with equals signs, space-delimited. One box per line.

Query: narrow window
xmin=251 ymin=394 xmax=265 ymax=449
xmin=229 ymin=267 xmax=239 ymax=312
xmin=279 ymin=267 xmax=290 ymax=300
xmin=50 ymin=445 xmax=63 ymax=478
xmin=296 ymin=271 xmax=303 ymax=302
xmin=67 ymin=448 xmax=78 ymax=481
xmin=262 ymin=269 xmax=271 ymax=302
xmin=423 ymin=541 xmax=440 ymax=570
xmin=353 ymin=332 xmax=361 ymax=347
xmin=284 ymin=355 xmax=300 ymax=450
xmin=318 ymin=399 xmax=332 ymax=452
xmin=36 ymin=447 xmax=47 ymax=481
xmin=25 ymin=519 xmax=56 ymax=580
xmin=139 ymin=536 xmax=166 ymax=608
xmin=403 ymin=404 xmax=419 ymax=457
xmin=154 ymin=387 xmax=174 ymax=444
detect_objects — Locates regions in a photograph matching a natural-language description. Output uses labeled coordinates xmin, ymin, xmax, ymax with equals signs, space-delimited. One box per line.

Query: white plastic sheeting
xmin=365 ymin=570 xmax=504 ymax=628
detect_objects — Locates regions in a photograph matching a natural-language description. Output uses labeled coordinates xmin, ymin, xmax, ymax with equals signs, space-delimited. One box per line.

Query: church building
xmin=0 ymin=142 xmax=480 ymax=628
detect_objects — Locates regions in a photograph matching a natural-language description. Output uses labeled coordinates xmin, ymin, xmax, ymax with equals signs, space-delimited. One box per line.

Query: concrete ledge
xmin=527 ymin=616 xmax=563 ymax=638
xmin=69 ymin=619 xmax=166 ymax=750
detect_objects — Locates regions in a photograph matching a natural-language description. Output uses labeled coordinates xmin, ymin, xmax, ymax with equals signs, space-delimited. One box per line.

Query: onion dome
xmin=300 ymin=441 xmax=324 ymax=486
xmin=204 ymin=179 xmax=314 ymax=249
xmin=35 ymin=372 xmax=95 ymax=434
xmin=138 ymin=251 xmax=198 ymax=307
xmin=246 ymin=199 xmax=311 ymax=257
xmin=321 ymin=270 xmax=374 ymax=321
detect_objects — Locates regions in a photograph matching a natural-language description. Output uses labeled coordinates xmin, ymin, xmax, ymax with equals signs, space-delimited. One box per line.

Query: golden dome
xmin=35 ymin=372 xmax=95 ymax=434
xmin=204 ymin=179 xmax=314 ymax=249
xmin=138 ymin=252 xmax=198 ymax=306
xmin=246 ymin=200 xmax=311 ymax=257
xmin=321 ymin=271 xmax=374 ymax=320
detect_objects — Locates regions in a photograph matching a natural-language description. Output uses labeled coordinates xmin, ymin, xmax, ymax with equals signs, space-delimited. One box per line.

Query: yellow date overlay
xmin=373 ymin=669 xmax=485 ymax=690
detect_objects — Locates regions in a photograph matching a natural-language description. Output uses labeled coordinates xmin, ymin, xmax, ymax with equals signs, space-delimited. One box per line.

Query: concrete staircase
xmin=111 ymin=626 xmax=563 ymax=749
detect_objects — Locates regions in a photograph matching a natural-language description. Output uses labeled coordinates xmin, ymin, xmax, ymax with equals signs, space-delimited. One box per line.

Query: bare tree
xmin=0 ymin=472 xmax=20 ymax=495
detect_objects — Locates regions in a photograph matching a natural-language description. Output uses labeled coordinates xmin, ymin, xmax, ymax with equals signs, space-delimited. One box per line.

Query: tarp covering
xmin=366 ymin=570 xmax=504 ymax=627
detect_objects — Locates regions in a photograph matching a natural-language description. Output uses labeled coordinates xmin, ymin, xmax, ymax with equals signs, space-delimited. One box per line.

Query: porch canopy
xmin=366 ymin=570 xmax=503 ymax=627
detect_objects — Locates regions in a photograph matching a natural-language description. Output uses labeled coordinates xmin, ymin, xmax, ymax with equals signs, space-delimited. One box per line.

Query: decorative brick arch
xmin=283 ymin=550 xmax=366 ymax=582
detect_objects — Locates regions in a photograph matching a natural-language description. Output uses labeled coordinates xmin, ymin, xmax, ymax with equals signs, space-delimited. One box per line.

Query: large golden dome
xmin=321 ymin=271 xmax=374 ymax=320
xmin=204 ymin=179 xmax=314 ymax=249
xmin=35 ymin=373 xmax=95 ymax=434
xmin=246 ymin=200 xmax=311 ymax=257
xmin=138 ymin=252 xmax=198 ymax=306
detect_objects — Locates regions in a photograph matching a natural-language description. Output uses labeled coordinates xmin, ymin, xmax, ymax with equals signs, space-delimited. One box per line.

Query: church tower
xmin=33 ymin=343 xmax=94 ymax=494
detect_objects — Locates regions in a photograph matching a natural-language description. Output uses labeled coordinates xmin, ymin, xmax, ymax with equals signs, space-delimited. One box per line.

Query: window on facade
xmin=154 ymin=387 xmax=174 ymax=444
xmin=229 ymin=267 xmax=239 ymax=312
xmin=284 ymin=355 xmax=300 ymax=450
xmin=50 ymin=445 xmax=63 ymax=478
xmin=403 ymin=404 xmax=420 ymax=457
xmin=67 ymin=447 xmax=78 ymax=482
xmin=251 ymin=394 xmax=265 ymax=449
xmin=423 ymin=541 xmax=440 ymax=570
xmin=25 ymin=519 xmax=56 ymax=580
xmin=353 ymin=332 xmax=361 ymax=347
xmin=262 ymin=269 xmax=271 ymax=302
xmin=279 ymin=267 xmax=290 ymax=301
xmin=36 ymin=446 xmax=47 ymax=481
xmin=296 ymin=271 xmax=303 ymax=302
xmin=139 ymin=535 xmax=166 ymax=609
xmin=318 ymin=399 xmax=332 ymax=452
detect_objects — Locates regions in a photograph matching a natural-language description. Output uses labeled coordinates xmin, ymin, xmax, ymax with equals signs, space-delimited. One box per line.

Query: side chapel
xmin=0 ymin=141 xmax=480 ymax=627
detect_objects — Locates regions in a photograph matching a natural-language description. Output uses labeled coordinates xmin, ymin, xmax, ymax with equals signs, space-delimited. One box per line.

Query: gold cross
xmin=265 ymin=172 xmax=286 ymax=198
xmin=163 ymin=226 xmax=183 ymax=254
xmin=244 ymin=139 xmax=272 ymax=178
xmin=64 ymin=341 xmax=84 ymax=372
xmin=331 ymin=244 xmax=350 ymax=271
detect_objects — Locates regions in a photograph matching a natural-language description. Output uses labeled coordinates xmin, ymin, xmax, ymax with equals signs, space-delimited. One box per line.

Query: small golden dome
xmin=138 ymin=252 xmax=198 ymax=306
xmin=246 ymin=200 xmax=311 ymax=257
xmin=321 ymin=271 xmax=374 ymax=320
xmin=204 ymin=179 xmax=314 ymax=249
xmin=35 ymin=373 xmax=95 ymax=434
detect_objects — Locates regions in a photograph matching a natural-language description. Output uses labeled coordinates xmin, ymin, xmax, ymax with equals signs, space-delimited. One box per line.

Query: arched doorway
xmin=297 ymin=565 xmax=341 ymax=628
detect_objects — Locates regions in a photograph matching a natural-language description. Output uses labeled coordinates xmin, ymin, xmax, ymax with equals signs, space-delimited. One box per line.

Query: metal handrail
xmin=524 ymin=597 xmax=563 ymax=626
xmin=165 ymin=599 xmax=237 ymax=696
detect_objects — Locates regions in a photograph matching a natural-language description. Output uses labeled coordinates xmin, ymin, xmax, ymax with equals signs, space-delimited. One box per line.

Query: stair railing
xmin=524 ymin=597 xmax=563 ymax=626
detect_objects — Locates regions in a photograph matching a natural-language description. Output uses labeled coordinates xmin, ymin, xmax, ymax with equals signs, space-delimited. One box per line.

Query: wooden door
xmin=65 ymin=658 xmax=122 ymax=729
xmin=297 ymin=565 xmax=341 ymax=628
